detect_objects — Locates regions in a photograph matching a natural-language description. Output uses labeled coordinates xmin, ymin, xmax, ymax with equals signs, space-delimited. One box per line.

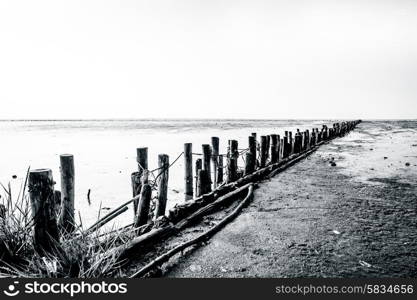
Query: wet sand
xmin=149 ymin=121 xmax=417 ymax=278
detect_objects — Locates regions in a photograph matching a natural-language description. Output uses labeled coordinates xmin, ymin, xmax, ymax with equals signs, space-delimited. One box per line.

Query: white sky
xmin=0 ymin=0 xmax=416 ymax=119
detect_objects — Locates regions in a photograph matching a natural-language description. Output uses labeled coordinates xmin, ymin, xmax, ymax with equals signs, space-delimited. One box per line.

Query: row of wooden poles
xmin=26 ymin=121 xmax=360 ymax=254
xmin=128 ymin=121 xmax=359 ymax=230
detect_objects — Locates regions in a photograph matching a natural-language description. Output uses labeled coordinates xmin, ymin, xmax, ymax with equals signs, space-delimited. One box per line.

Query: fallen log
xmin=112 ymin=183 xmax=254 ymax=263
xmin=82 ymin=195 xmax=139 ymax=235
xmin=129 ymin=184 xmax=254 ymax=278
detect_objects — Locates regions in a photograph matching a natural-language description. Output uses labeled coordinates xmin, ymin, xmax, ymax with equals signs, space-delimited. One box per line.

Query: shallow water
xmin=325 ymin=120 xmax=417 ymax=186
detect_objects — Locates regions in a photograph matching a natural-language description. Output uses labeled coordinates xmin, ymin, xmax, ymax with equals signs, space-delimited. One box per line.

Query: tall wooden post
xmin=289 ymin=132 xmax=293 ymax=154
xmin=184 ymin=143 xmax=193 ymax=201
xmin=270 ymin=134 xmax=279 ymax=163
xmin=134 ymin=184 xmax=152 ymax=227
xmin=276 ymin=135 xmax=281 ymax=161
xmin=58 ymin=154 xmax=75 ymax=234
xmin=211 ymin=137 xmax=219 ymax=188
xmin=217 ymin=155 xmax=223 ymax=184
xmin=260 ymin=136 xmax=267 ymax=167
xmin=197 ymin=169 xmax=211 ymax=196
xmin=132 ymin=147 xmax=148 ymax=215
xmin=195 ymin=158 xmax=202 ymax=196
xmin=29 ymin=169 xmax=60 ymax=254
xmin=248 ymin=135 xmax=257 ymax=171
xmin=227 ymin=157 xmax=237 ymax=183
xmin=155 ymin=154 xmax=169 ymax=218
xmin=282 ymin=136 xmax=289 ymax=158
xmin=265 ymin=135 xmax=271 ymax=161
xmin=228 ymin=139 xmax=238 ymax=179
xmin=202 ymin=144 xmax=212 ymax=191
xmin=244 ymin=152 xmax=255 ymax=175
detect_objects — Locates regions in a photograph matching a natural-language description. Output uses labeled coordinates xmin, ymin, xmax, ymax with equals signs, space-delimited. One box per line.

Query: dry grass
xmin=0 ymin=168 xmax=130 ymax=278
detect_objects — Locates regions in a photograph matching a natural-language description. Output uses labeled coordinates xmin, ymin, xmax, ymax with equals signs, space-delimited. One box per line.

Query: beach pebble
xmin=405 ymin=162 xmax=410 ymax=166
xmin=330 ymin=162 xmax=336 ymax=167
xmin=189 ymin=264 xmax=202 ymax=272
xmin=12 ymin=175 xmax=17 ymax=179
xmin=384 ymin=157 xmax=388 ymax=160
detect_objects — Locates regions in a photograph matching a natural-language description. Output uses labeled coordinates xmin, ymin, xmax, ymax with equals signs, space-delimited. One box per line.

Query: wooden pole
xmin=195 ymin=158 xmax=202 ymax=196
xmin=184 ymin=143 xmax=193 ymax=201
xmin=197 ymin=169 xmax=211 ymax=196
xmin=133 ymin=147 xmax=148 ymax=215
xmin=29 ymin=169 xmax=60 ymax=254
xmin=227 ymin=157 xmax=237 ymax=183
xmin=155 ymin=154 xmax=169 ymax=218
xmin=202 ymin=144 xmax=212 ymax=191
xmin=265 ymin=135 xmax=271 ymax=161
xmin=217 ymin=155 xmax=223 ymax=185
xmin=211 ymin=137 xmax=219 ymax=188
xmin=248 ymin=135 xmax=257 ymax=171
xmin=260 ymin=136 xmax=267 ymax=167
xmin=58 ymin=154 xmax=75 ymax=234
xmin=244 ymin=152 xmax=255 ymax=175
xmin=276 ymin=135 xmax=281 ymax=161
xmin=282 ymin=136 xmax=289 ymax=158
xmin=270 ymin=134 xmax=279 ymax=163
xmin=134 ymin=184 xmax=152 ymax=227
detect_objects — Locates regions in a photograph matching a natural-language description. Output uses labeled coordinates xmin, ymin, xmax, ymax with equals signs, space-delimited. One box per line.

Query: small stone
xmin=405 ymin=162 xmax=410 ymax=167
xmin=189 ymin=264 xmax=202 ymax=272
xmin=370 ymin=148 xmax=374 ymax=151
xmin=330 ymin=162 xmax=337 ymax=167
xmin=12 ymin=175 xmax=17 ymax=179
xmin=383 ymin=157 xmax=388 ymax=160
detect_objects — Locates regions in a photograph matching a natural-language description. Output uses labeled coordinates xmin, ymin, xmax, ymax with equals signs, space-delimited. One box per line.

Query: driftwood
xmin=112 ymin=183 xmax=254 ymax=263
xmin=84 ymin=206 xmax=129 ymax=235
xmin=82 ymin=195 xmax=139 ymax=235
xmin=129 ymin=184 xmax=254 ymax=278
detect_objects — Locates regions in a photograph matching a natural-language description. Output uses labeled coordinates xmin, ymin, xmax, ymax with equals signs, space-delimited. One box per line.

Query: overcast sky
xmin=0 ymin=0 xmax=416 ymax=119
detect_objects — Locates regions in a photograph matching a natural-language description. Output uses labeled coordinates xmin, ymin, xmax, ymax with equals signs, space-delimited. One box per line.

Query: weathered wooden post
xmin=260 ymin=136 xmax=267 ymax=167
xmin=132 ymin=147 xmax=148 ymax=215
xmin=274 ymin=134 xmax=280 ymax=161
xmin=202 ymin=144 xmax=212 ymax=191
xmin=282 ymin=136 xmax=289 ymax=158
xmin=134 ymin=184 xmax=152 ymax=227
xmin=294 ymin=133 xmax=302 ymax=153
xmin=184 ymin=143 xmax=193 ymax=201
xmin=227 ymin=157 xmax=237 ymax=183
xmin=244 ymin=151 xmax=255 ymax=175
xmin=197 ymin=169 xmax=211 ymax=196
xmin=58 ymin=154 xmax=75 ymax=233
xmin=289 ymin=131 xmax=293 ymax=154
xmin=195 ymin=158 xmax=202 ymax=196
xmin=211 ymin=137 xmax=219 ymax=188
xmin=217 ymin=155 xmax=223 ymax=184
xmin=248 ymin=135 xmax=257 ymax=171
xmin=29 ymin=169 xmax=60 ymax=254
xmin=270 ymin=134 xmax=279 ymax=163
xmin=155 ymin=154 xmax=169 ymax=218
xmin=266 ymin=135 xmax=271 ymax=161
